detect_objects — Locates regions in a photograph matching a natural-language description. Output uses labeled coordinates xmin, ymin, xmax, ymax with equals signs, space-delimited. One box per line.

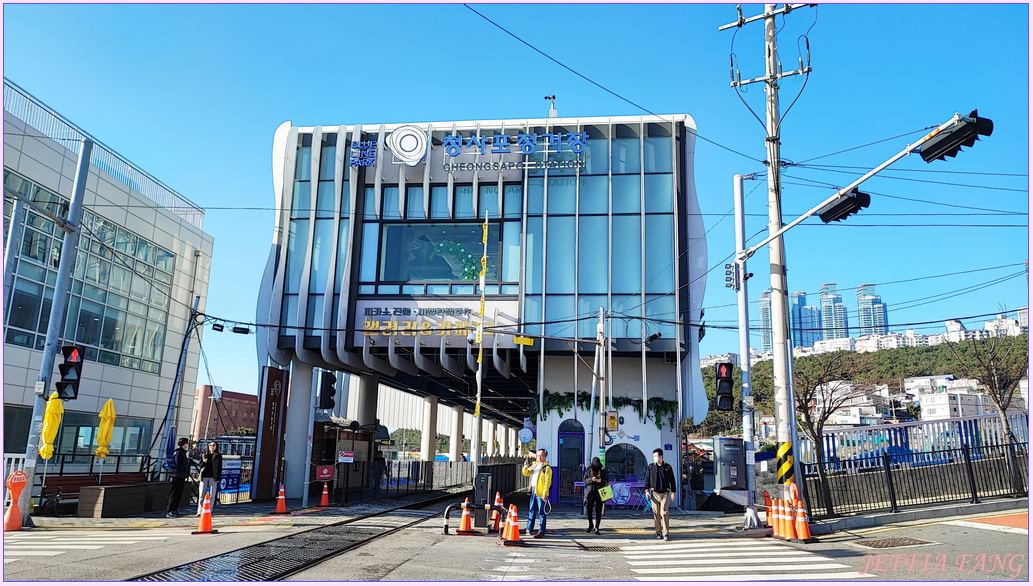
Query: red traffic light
xmin=717 ymin=363 xmax=733 ymax=379
xmin=64 ymin=346 xmax=82 ymax=363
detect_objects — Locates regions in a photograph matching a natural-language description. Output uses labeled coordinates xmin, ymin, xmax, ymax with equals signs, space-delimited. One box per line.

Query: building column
xmin=284 ymin=359 xmax=314 ymax=499
xmin=485 ymin=420 xmax=497 ymax=458
xmin=499 ymin=423 xmax=509 ymax=457
xmin=421 ymin=396 xmax=438 ymax=461
xmin=449 ymin=405 xmax=463 ymax=461
xmin=355 ymin=373 xmax=379 ymax=427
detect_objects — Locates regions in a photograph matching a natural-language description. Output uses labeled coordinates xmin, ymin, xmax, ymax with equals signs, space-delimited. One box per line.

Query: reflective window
xmin=284 ymin=219 xmax=308 ymax=294
xmin=478 ymin=185 xmax=500 ymax=219
xmin=545 ymin=294 xmax=575 ymax=338
xmin=455 ymin=185 xmax=475 ymax=219
xmin=605 ymin=443 xmax=647 ymax=480
xmin=644 ymin=215 xmax=675 ymax=294
xmin=578 ymin=176 xmax=608 ymax=215
xmin=578 ymin=295 xmax=608 ymax=339
xmin=406 ymin=187 xmax=426 ymax=220
xmin=643 ymin=136 xmax=673 ymax=173
xmin=583 ymin=134 xmax=609 ymax=175
xmin=501 ymin=222 xmax=521 ymax=282
xmin=309 ymin=218 xmax=334 ymax=293
xmin=383 ymin=187 xmax=401 ymax=220
xmin=316 ymin=181 xmax=336 ymax=216
xmin=524 ymin=217 xmax=543 ymax=294
xmin=644 ymin=174 xmax=673 ymax=214
xmin=359 ymin=223 xmax=379 ymax=282
xmin=503 ymin=185 xmax=522 ymax=218
xmin=611 ymin=136 xmax=640 ymax=174
xmin=611 ymin=175 xmax=641 ymax=214
xmin=578 ymin=216 xmax=608 ymax=294
xmin=545 ymin=216 xmax=575 ymax=293
xmin=546 ymin=177 xmax=576 ymax=215
xmin=611 ymin=215 xmax=641 ymax=294
xmin=527 ymin=178 xmax=544 ymax=215
xmin=430 ymin=186 xmax=449 ymax=219
xmin=378 ymin=223 xmax=499 ymax=283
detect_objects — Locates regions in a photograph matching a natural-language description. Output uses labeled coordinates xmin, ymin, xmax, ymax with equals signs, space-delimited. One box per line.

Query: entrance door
xmin=557 ymin=419 xmax=585 ymax=504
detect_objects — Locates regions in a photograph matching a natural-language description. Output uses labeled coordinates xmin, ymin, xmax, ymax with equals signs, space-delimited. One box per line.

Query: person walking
xmin=521 ymin=448 xmax=552 ymax=538
xmin=166 ymin=438 xmax=190 ymax=518
xmin=371 ymin=450 xmax=387 ymax=497
xmin=644 ymin=447 xmax=677 ymax=540
xmin=196 ymin=441 xmax=222 ymax=516
xmin=583 ymin=457 xmax=609 ymax=535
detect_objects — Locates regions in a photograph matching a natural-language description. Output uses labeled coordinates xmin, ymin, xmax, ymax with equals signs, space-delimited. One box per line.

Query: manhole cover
xmin=855 ymin=537 xmax=934 ymax=549
xmin=580 ymin=546 xmax=624 ymax=552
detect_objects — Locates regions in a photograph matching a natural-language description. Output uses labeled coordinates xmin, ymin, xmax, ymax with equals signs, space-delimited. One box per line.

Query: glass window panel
xmin=339 ymin=180 xmax=351 ymax=216
xmin=72 ymin=280 xmax=83 ymax=295
xmin=378 ymin=285 xmax=400 ymax=295
xmin=611 ymin=136 xmax=641 ymax=174
xmin=644 ymin=215 xmax=675 ymax=294
xmin=108 ymin=293 xmax=129 ymax=310
xmin=101 ymin=307 xmax=126 ymax=351
xmin=426 ymin=284 xmax=448 ymax=295
xmin=503 ymin=185 xmax=522 ymax=218
xmin=150 ymin=283 xmax=170 ymax=308
xmin=501 ymin=284 xmax=519 ymax=295
xmin=612 ymin=175 xmax=641 ymax=214
xmin=135 ymin=239 xmax=154 ymax=264
xmin=141 ymin=360 xmax=160 ymax=374
xmin=34 ymin=335 xmax=45 ymax=350
xmin=478 ymin=185 xmax=500 ymax=219
xmin=110 ymin=264 xmax=132 ymax=294
xmin=406 ymin=186 xmax=426 ymax=220
xmin=5 ymin=329 xmax=32 ymax=347
xmin=546 ymin=177 xmax=576 ymax=215
xmin=295 ymin=144 xmax=311 ymax=180
xmin=401 ymin=285 xmax=424 ymax=295
xmin=364 ymin=187 xmax=377 ymax=220
xmin=309 ymin=218 xmax=334 ymax=293
xmin=334 ymin=218 xmax=350 ymax=295
xmin=454 ymin=185 xmax=474 ymax=219
xmin=119 ymin=355 xmax=141 ymax=370
xmin=583 ymin=135 xmax=609 ymax=175
xmin=94 ymin=219 xmax=116 ymax=247
xmin=527 ymin=178 xmax=544 ymax=215
xmin=452 ymin=284 xmax=474 ymax=295
xmin=524 ymin=216 xmax=543 ymax=294
xmin=285 ymin=219 xmax=308 ymax=294
xmin=279 ymin=294 xmax=298 ymax=334
xmin=316 ymin=181 xmax=336 ymax=217
xmin=501 ymin=221 xmax=520 ymax=282
xmin=64 ymin=295 xmax=80 ymax=340
xmin=83 ymin=283 xmax=107 ymax=303
xmin=379 ymin=223 xmax=499 ymax=283
xmin=45 ymin=269 xmax=57 ymax=287
xmin=129 ymin=271 xmax=149 ymax=301
xmin=545 ymin=216 xmax=575 ymax=293
xmin=644 ymin=174 xmax=673 ymax=214
xmin=383 ymin=186 xmax=401 ymax=220
xmin=359 ymin=223 xmax=379 ymax=282
xmin=480 ymin=284 xmax=499 ymax=295
xmin=643 ymin=136 xmax=673 ymax=173
xmin=149 ymin=307 xmax=166 ymax=323
xmin=20 ymin=229 xmax=49 ymax=264
xmin=114 ymin=228 xmax=137 ymax=256
xmin=74 ymin=253 xmax=86 ymax=280
xmin=306 ymin=295 xmax=324 ymax=335
xmin=99 ymin=350 xmax=120 ymax=365
xmin=545 ymin=295 xmax=576 ymax=338
xmin=331 ymin=293 xmax=340 ymax=332
xmin=318 ymin=143 xmax=336 ymax=181
xmin=122 ymin=314 xmax=146 ymax=357
xmin=129 ymin=299 xmax=148 ymax=316
xmin=430 ymin=186 xmax=449 ymax=219
xmin=358 ymin=284 xmax=375 ymax=294
xmin=644 ymin=295 xmax=676 ymax=339
xmin=85 ymin=255 xmax=110 ymax=285
xmin=154 ymin=248 xmax=175 ymax=273
xmin=26 ymin=212 xmax=54 ymax=235
xmin=9 ymin=278 xmax=41 ymax=331
xmin=611 ymin=215 xmax=641 ymax=294
xmin=83 ymin=347 xmax=98 ymax=361
xmin=16 ymin=259 xmax=46 ymax=282
xmin=578 ymin=176 xmax=608 ymax=214
xmin=578 ymin=295 xmax=608 ymax=339
xmin=154 ymin=270 xmax=172 ymax=285
xmin=291 ymin=181 xmax=311 ymax=219
xmin=578 ymin=216 xmax=608 ymax=294
xmin=77 ymin=299 xmax=104 ymax=347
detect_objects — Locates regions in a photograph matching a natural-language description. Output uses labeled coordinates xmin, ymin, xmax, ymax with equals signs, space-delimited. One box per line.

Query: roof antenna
xmin=544 ymin=95 xmax=557 ymax=118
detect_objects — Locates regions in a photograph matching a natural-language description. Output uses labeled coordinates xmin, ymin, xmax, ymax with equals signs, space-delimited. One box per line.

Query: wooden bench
xmin=39 ymin=472 xmax=148 ymax=515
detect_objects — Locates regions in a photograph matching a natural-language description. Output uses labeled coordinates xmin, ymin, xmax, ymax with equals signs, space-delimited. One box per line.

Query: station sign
xmin=316 ymin=465 xmax=335 ymax=480
xmin=356 ymin=300 xmax=520 ymax=348
xmin=338 ymin=450 xmax=354 ymax=463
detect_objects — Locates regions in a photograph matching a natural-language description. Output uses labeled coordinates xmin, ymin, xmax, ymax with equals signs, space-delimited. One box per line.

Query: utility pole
xmin=721 ymin=4 xmax=812 ymax=502
xmin=732 ymin=175 xmax=760 ymax=529
xmin=153 ymin=295 xmax=202 ymax=480
xmin=19 ymin=138 xmax=93 ymax=525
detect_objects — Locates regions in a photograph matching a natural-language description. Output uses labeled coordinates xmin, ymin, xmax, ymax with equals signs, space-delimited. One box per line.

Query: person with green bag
xmin=583 ymin=457 xmax=609 ymax=535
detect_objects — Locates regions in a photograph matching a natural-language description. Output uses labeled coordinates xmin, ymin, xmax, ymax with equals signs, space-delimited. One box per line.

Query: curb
xmin=808 ymin=497 xmax=1028 ymax=535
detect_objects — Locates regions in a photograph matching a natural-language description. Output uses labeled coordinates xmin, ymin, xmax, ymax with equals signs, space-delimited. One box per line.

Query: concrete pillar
xmin=499 ymin=424 xmax=509 ymax=457
xmin=485 ymin=420 xmax=497 ymax=458
xmin=355 ymin=373 xmax=379 ymax=426
xmin=284 ymin=359 xmax=314 ymax=499
xmin=421 ymin=396 xmax=438 ymax=461
xmin=449 ymin=405 xmax=463 ymax=461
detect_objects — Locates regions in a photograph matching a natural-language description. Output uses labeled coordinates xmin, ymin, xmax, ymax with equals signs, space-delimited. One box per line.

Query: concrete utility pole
xmin=19 ymin=138 xmax=93 ymax=525
xmin=721 ymin=4 xmax=812 ymax=502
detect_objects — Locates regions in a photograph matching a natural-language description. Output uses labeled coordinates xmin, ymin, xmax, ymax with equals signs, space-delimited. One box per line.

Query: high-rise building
xmin=857 ymin=283 xmax=889 ymax=336
xmin=789 ymin=291 xmax=821 ymax=348
xmin=759 ymin=290 xmax=772 ymax=352
xmin=819 ymin=283 xmax=849 ymax=339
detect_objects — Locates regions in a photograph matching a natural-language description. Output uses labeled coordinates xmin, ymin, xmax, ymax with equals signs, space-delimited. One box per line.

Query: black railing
xmin=803 ymin=441 xmax=1028 ymax=518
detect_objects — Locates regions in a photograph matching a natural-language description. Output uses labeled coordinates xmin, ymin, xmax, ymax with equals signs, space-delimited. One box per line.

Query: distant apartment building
xmin=855 ymin=332 xmax=906 ymax=353
xmin=819 ymin=283 xmax=849 ymax=340
xmin=813 ymin=337 xmax=855 ymax=353
xmin=856 ymin=284 xmax=888 ymax=336
xmin=189 ymin=385 xmax=260 ymax=440
xmin=1017 ymin=307 xmax=1028 ymax=330
xmin=759 ymin=290 xmax=772 ymax=352
xmin=984 ymin=314 xmax=1024 ymax=337
xmin=789 ymin=291 xmax=821 ymax=349
xmin=699 ymin=353 xmax=739 ymax=369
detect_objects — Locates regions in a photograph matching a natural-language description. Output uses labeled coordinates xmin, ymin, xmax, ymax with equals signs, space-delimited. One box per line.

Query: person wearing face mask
xmin=644 ymin=448 xmax=677 ymax=540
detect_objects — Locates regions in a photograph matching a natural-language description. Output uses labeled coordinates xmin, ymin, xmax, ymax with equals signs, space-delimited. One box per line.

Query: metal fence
xmin=3 ymin=77 xmax=205 ymax=229
xmin=328 ymin=459 xmax=477 ymax=506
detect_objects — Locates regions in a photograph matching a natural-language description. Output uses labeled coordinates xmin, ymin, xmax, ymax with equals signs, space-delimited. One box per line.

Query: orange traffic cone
xmin=771 ymin=499 xmax=781 ymax=538
xmin=490 ymin=492 xmax=503 ymax=532
xmin=191 ymin=492 xmax=219 ymax=535
xmin=4 ymin=470 xmax=27 ymax=532
xmin=457 ymin=498 xmax=477 ymax=535
xmin=794 ymin=499 xmax=816 ymax=543
xmin=502 ymin=504 xmax=523 ymax=546
xmin=783 ymin=499 xmax=797 ymax=540
xmin=763 ymin=490 xmax=772 ymax=527
xmin=776 ymin=499 xmax=786 ymax=538
xmin=320 ymin=482 xmax=330 ymax=507
xmin=272 ymin=483 xmax=288 ymax=514
xmin=3 ymin=499 xmax=21 ymax=532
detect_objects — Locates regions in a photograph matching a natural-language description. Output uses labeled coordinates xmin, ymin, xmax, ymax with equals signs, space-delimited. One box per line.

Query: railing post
xmin=881 ymin=452 xmax=899 ymax=513
xmin=961 ymin=444 xmax=980 ymax=504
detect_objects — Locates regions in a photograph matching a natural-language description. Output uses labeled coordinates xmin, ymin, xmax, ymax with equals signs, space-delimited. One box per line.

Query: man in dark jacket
xmin=644 ymin=448 xmax=677 ymax=540
xmin=167 ymin=438 xmax=190 ymax=518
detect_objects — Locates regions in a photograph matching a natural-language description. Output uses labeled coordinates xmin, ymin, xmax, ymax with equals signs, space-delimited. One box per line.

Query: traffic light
xmin=319 ymin=371 xmax=337 ymax=410
xmin=920 ymin=110 xmax=993 ymax=163
xmin=817 ymin=188 xmax=870 ymax=223
xmin=715 ymin=362 xmax=735 ymax=411
xmin=56 ymin=345 xmax=84 ymax=400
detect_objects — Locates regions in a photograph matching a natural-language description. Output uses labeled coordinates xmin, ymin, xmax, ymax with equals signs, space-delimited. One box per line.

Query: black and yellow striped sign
xmin=776 ymin=441 xmax=794 ymax=485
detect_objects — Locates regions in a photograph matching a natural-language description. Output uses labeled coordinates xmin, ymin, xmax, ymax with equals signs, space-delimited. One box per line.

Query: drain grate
xmin=580 ymin=546 xmax=625 ymax=552
xmin=854 ymin=537 xmax=934 ymax=549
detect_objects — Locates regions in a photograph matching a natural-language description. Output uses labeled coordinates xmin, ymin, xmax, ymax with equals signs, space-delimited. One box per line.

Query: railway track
xmin=129 ymin=491 xmax=468 ymax=582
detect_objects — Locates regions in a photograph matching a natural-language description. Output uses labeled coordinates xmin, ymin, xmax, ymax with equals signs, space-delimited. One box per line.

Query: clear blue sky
xmin=4 ymin=3 xmax=1029 ymax=396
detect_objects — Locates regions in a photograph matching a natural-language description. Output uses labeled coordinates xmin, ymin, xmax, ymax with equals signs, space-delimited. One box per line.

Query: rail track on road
xmin=128 ymin=491 xmax=470 ymax=582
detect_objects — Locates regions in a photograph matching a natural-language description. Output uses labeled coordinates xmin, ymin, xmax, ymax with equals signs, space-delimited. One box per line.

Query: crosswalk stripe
xmin=0 ymin=551 xmax=62 ymax=556
xmin=636 ymin=571 xmax=875 ymax=581
xmin=632 ymin=562 xmax=850 ymax=574
xmin=624 ymin=548 xmax=811 ymax=559
xmin=944 ymin=520 xmax=1028 ymax=535
xmin=626 ymin=555 xmax=827 ymax=566
xmin=620 ymin=538 xmax=779 ymax=550
xmin=3 ymin=545 xmax=106 ymax=550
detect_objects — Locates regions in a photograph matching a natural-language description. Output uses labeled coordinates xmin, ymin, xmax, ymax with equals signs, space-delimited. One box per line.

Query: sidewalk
xmin=24 ymin=490 xmax=1027 ymax=538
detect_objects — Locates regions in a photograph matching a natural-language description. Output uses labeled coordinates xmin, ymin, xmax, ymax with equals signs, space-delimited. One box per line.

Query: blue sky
xmin=4 ymin=3 xmax=1029 ymax=396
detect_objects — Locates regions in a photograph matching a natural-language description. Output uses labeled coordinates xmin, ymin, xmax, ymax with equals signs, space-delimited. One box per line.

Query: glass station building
xmin=256 ymin=114 xmax=709 ymax=504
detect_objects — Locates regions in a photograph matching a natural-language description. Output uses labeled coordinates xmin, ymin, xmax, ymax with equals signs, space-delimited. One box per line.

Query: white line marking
xmin=633 ymin=562 xmax=850 ymax=574
xmin=2 ymin=545 xmax=106 ymax=550
xmin=635 ymin=571 xmax=876 ymax=581
xmin=626 ymin=555 xmax=828 ymax=566
xmin=0 ymin=551 xmax=62 ymax=556
xmin=624 ymin=548 xmax=811 ymax=559
xmin=944 ymin=520 xmax=1028 ymax=535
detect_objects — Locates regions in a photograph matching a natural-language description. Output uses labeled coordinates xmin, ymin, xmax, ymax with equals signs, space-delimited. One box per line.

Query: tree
xmin=791 ymin=350 xmax=876 ymax=517
xmin=943 ymin=334 xmax=1028 ymax=439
